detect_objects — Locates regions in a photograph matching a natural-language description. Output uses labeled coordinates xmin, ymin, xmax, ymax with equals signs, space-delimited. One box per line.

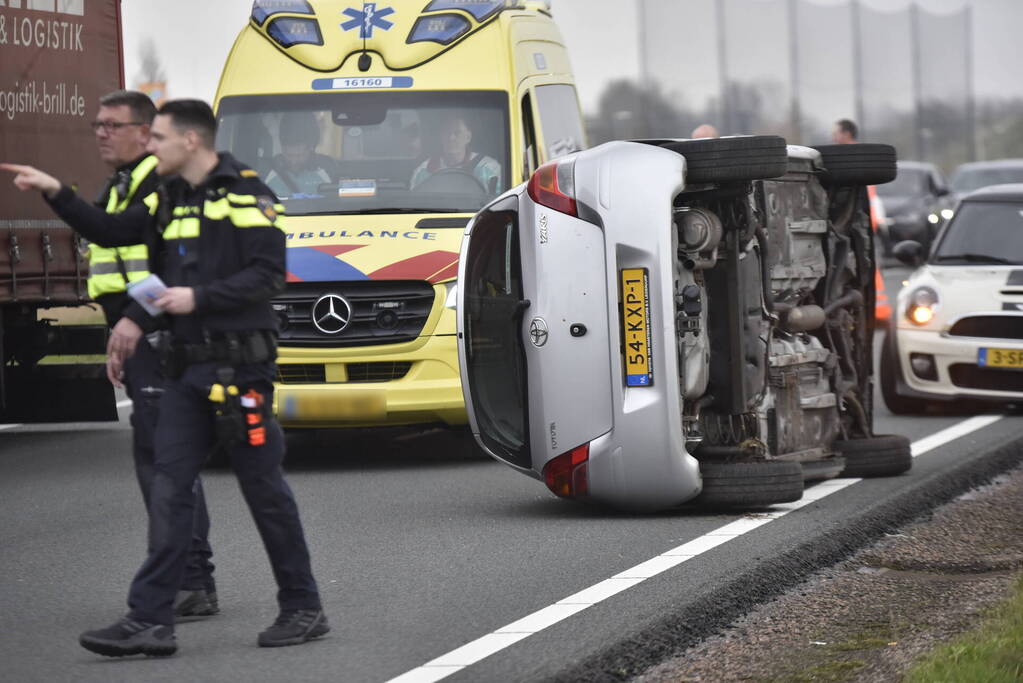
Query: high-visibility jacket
xmin=867 ymin=185 xmax=892 ymax=324
xmin=87 ymin=155 xmax=159 ymax=299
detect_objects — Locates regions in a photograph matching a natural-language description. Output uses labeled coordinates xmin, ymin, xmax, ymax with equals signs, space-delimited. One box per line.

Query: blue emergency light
xmin=424 ymin=0 xmax=505 ymax=22
xmin=267 ymin=16 xmax=324 ymax=48
xmin=407 ymin=14 xmax=472 ymax=45
xmin=251 ymin=0 xmax=314 ymax=26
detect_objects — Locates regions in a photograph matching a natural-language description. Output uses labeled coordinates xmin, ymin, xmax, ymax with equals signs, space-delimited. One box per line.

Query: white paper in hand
xmin=127 ymin=274 xmax=168 ymax=316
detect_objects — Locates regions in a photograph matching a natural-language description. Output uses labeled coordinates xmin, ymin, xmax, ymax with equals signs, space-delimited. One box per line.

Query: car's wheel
xmin=813 ymin=143 xmax=897 ymax=187
xmin=661 ymin=135 xmax=789 ymax=184
xmin=880 ymin=332 xmax=931 ymax=415
xmin=835 ymin=434 xmax=912 ymax=477
xmin=801 ymin=456 xmax=846 ymax=482
xmin=695 ymin=460 xmax=804 ymax=508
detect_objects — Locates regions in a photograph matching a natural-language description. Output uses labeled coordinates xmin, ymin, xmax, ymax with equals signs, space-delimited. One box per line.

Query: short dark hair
xmin=99 ymin=90 xmax=157 ymax=125
xmin=157 ymin=99 xmax=217 ymax=149
xmin=835 ymin=118 xmax=859 ymax=140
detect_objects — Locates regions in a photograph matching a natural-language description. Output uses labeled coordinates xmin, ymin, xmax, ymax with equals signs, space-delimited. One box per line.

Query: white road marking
xmin=386 ymin=415 xmax=1005 ymax=683
xmin=0 ymin=424 xmax=22 ymax=431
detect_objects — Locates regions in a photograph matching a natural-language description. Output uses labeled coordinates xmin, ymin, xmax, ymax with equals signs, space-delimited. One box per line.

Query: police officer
xmin=2 ymin=100 xmax=327 ymax=656
xmin=87 ymin=89 xmax=218 ymax=620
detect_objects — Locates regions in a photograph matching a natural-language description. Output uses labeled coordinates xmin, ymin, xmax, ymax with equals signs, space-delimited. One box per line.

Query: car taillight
xmin=527 ymin=159 xmax=577 ymax=216
xmin=542 ymin=443 xmax=589 ymax=498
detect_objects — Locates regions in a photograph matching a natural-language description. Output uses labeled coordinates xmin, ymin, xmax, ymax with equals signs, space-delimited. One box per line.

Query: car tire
xmin=835 ymin=434 xmax=912 ymax=478
xmin=695 ymin=460 xmax=804 ymax=508
xmin=660 ymin=135 xmax=789 ymax=184
xmin=813 ymin=143 xmax=897 ymax=187
xmin=880 ymin=332 xmax=931 ymax=415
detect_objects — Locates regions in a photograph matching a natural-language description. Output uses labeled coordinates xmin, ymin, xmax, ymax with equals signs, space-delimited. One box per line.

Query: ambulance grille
xmin=275 ymin=362 xmax=412 ymax=384
xmin=274 ymin=281 xmax=436 ymax=347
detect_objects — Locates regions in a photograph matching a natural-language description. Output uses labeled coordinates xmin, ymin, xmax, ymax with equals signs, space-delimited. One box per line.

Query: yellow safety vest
xmin=87 ymin=155 xmax=158 ymax=299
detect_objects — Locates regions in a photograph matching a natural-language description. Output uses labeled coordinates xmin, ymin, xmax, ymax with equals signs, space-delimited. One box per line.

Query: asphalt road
xmin=2 ymin=267 xmax=1022 ymax=683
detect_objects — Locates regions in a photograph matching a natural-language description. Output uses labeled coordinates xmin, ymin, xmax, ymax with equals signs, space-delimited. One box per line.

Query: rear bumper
xmin=273 ymin=334 xmax=466 ymax=427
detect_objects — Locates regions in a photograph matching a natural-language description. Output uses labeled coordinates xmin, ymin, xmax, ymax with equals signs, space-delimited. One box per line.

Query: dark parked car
xmin=949 ymin=159 xmax=1023 ymax=201
xmin=876 ymin=161 xmax=953 ymax=253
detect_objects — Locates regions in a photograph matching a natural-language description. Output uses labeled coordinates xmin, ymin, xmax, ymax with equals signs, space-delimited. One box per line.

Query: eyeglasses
xmin=90 ymin=121 xmax=144 ymax=132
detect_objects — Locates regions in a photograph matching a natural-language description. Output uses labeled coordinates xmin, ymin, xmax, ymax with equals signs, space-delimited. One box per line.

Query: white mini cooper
xmin=882 ymin=184 xmax=1023 ymax=412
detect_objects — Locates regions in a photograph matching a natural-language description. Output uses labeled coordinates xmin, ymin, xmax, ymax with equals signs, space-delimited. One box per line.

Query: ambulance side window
xmin=534 ymin=84 xmax=584 ymax=161
xmin=521 ymin=93 xmax=538 ymax=182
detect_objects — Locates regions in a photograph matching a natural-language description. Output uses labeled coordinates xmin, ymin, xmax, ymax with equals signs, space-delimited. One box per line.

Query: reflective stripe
xmin=226 ymin=193 xmax=258 ymax=205
xmin=173 ymin=206 xmax=201 ymax=217
xmin=164 ymin=217 xmax=201 ymax=240
xmin=104 ymin=155 xmax=160 ymax=214
xmin=89 ymin=259 xmax=150 ymax=275
xmin=143 ymin=192 xmax=159 ymax=216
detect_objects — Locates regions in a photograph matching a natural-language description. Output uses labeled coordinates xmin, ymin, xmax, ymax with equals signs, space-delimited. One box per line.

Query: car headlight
xmin=906 ymin=286 xmax=939 ymax=325
xmin=928 ymin=213 xmax=941 ymax=225
xmin=445 ymin=281 xmax=458 ymax=309
xmin=941 ymin=208 xmax=954 ymax=220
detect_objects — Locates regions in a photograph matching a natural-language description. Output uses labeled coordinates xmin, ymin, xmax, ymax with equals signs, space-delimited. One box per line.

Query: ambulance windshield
xmin=217 ymin=91 xmax=510 ymax=215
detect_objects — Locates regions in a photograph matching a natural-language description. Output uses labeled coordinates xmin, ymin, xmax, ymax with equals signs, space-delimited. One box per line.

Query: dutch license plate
xmin=978 ymin=348 xmax=1023 ymax=369
xmin=621 ymin=268 xmax=653 ymax=387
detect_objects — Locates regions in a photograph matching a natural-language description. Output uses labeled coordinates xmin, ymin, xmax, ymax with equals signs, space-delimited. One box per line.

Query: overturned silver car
xmin=457 ymin=136 xmax=909 ymax=511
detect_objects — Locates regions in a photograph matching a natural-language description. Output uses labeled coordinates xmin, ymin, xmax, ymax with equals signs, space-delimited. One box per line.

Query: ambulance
xmin=212 ymin=0 xmax=585 ymax=428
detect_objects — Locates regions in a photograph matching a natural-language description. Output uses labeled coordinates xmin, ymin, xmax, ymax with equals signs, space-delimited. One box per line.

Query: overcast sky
xmin=122 ymin=0 xmax=1022 ymax=114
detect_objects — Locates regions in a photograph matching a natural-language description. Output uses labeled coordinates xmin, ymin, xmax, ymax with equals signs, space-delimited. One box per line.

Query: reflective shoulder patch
xmin=240 ymin=169 xmax=259 ymax=178
xmin=256 ymin=196 xmax=279 ymax=221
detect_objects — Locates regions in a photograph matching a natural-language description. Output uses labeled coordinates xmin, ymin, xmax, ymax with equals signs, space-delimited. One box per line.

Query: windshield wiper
xmin=934 ymin=253 xmax=1020 ymax=265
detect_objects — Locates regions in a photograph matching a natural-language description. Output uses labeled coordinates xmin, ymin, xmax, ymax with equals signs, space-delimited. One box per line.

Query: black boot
xmin=79 ymin=617 xmax=176 ymax=657
xmin=257 ymin=609 xmax=329 ymax=647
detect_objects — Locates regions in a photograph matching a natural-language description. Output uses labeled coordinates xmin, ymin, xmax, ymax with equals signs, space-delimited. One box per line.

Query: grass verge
xmin=905 ymin=575 xmax=1023 ymax=682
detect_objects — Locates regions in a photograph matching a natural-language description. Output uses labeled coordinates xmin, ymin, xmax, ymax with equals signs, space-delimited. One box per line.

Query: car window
xmin=462 ymin=202 xmax=531 ymax=467
xmin=933 ymin=201 xmax=1023 ymax=265
xmin=877 ymin=168 xmax=927 ymax=197
xmin=216 ymin=91 xmax=510 ymax=215
xmin=533 ymin=84 xmax=584 ymax=161
xmin=949 ymin=167 xmax=1023 ymax=195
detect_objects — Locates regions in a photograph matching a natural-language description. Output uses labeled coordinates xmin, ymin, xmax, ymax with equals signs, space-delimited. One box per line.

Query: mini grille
xmin=347 ymin=362 xmax=412 ymax=382
xmin=276 ymin=364 xmax=326 ymax=384
xmin=949 ymin=364 xmax=1023 ymax=392
xmin=274 ymin=281 xmax=436 ymax=348
xmin=948 ymin=315 xmax=1023 ymax=340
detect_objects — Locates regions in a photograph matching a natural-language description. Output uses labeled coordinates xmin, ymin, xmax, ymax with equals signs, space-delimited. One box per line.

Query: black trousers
xmin=123 ymin=337 xmax=214 ymax=592
xmin=127 ymin=361 xmax=321 ymax=626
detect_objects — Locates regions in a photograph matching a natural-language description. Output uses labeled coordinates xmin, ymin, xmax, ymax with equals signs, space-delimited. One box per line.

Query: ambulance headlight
xmin=267 ymin=16 xmax=324 ymax=48
xmin=407 ymin=14 xmax=471 ymax=45
xmin=424 ymin=0 xmax=505 ymax=22
xmin=251 ymin=0 xmax=314 ymax=26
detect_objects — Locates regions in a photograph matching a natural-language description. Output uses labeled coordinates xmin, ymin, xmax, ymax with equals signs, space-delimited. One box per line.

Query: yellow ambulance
xmin=213 ymin=0 xmax=585 ymax=428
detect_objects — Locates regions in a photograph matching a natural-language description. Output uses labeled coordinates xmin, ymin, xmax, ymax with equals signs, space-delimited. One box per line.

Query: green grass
xmin=905 ymin=576 xmax=1023 ymax=683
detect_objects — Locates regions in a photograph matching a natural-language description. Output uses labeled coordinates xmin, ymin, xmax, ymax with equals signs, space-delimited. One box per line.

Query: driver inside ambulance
xmin=410 ymin=115 xmax=501 ymax=195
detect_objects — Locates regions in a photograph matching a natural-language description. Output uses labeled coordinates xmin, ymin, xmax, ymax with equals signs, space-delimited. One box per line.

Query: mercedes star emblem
xmin=311 ymin=294 xmax=352 ymax=335
xmin=529 ymin=317 xmax=549 ymax=348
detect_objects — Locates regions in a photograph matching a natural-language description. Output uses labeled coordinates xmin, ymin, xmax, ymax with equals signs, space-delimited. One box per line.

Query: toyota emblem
xmin=529 ymin=318 xmax=549 ymax=348
xmin=311 ymin=294 xmax=352 ymax=335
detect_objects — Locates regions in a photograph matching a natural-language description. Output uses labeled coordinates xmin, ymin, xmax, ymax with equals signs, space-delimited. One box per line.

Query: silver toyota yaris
xmin=458 ymin=138 xmax=907 ymax=512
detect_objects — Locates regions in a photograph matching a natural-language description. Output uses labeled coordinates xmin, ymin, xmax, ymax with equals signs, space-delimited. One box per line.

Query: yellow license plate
xmin=979 ymin=348 xmax=1023 ymax=369
xmin=621 ymin=268 xmax=653 ymax=387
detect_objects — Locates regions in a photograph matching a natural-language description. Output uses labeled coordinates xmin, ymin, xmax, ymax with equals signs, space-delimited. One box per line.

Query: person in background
xmin=831 ymin=118 xmax=859 ymax=144
xmin=266 ymin=111 xmax=338 ymax=198
xmin=691 ymin=123 xmax=720 ymax=139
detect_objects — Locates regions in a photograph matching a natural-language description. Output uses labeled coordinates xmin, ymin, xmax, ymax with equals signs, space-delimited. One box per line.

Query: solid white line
xmin=910 ymin=414 xmax=1003 ymax=457
xmin=0 ymin=424 xmax=22 ymax=431
xmin=385 ymin=414 xmax=1005 ymax=683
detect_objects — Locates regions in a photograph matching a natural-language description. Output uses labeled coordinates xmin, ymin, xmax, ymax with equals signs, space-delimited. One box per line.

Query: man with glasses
xmin=89 ymin=91 xmax=219 ymax=619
